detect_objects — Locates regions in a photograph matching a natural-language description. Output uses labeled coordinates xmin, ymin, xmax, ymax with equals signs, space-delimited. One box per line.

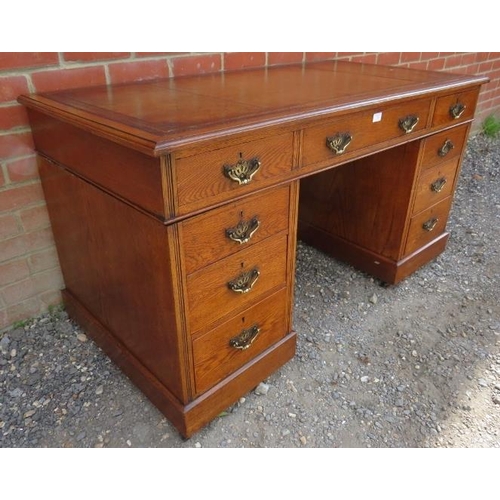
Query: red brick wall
xmin=1 ymin=52 xmax=499 ymax=330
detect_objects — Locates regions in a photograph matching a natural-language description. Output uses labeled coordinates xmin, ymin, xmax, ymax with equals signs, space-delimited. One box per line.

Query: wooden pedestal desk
xmin=19 ymin=61 xmax=488 ymax=437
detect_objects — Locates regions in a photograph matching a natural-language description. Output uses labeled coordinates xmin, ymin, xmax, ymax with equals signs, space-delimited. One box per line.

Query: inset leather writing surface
xmin=19 ymin=61 xmax=487 ymax=154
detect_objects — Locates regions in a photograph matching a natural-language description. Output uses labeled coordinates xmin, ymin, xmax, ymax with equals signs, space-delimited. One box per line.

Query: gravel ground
xmin=1 ymin=133 xmax=499 ymax=449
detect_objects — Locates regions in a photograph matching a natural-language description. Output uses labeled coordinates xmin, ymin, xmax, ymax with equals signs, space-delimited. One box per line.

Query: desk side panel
xmin=38 ymin=157 xmax=189 ymax=403
xmin=27 ymin=110 xmax=166 ymax=218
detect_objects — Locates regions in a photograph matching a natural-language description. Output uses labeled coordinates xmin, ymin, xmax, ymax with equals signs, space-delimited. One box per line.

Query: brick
xmin=5 ymin=297 xmax=40 ymax=327
xmin=0 ymin=52 xmax=58 ymax=71
xmin=478 ymin=61 xmax=493 ymax=73
xmin=28 ymin=246 xmax=60 ymax=273
xmin=136 ymin=52 xmax=187 ymax=57
xmin=0 ymin=259 xmax=30 ymax=286
xmin=39 ymin=289 xmax=63 ymax=308
xmin=268 ymin=53 xmax=303 ymax=65
xmin=1 ymin=277 xmax=37 ymax=305
xmin=377 ymin=53 xmax=401 ymax=65
xmin=0 ymin=234 xmax=26 ymax=263
xmin=401 ymin=53 xmax=421 ymax=63
xmin=31 ymin=66 xmax=107 ymax=93
xmin=224 ymin=53 xmax=266 ymax=71
xmin=6 ymin=155 xmax=38 ymax=182
xmin=445 ymin=54 xmax=463 ymax=68
xmin=20 ymin=203 xmax=50 ymax=232
xmin=0 ymin=182 xmax=44 ymax=212
xmin=0 ymin=131 xmax=35 ymax=159
xmin=0 ymin=214 xmax=20 ymax=239
xmin=337 ymin=52 xmax=364 ymax=59
xmin=108 ymin=60 xmax=170 ymax=84
xmin=421 ymin=52 xmax=440 ymax=60
xmin=63 ymin=52 xmax=131 ymax=62
xmin=463 ymin=64 xmax=480 ymax=75
xmin=427 ymin=58 xmax=446 ymax=71
xmin=32 ymin=268 xmax=64 ymax=294
xmin=460 ymin=53 xmax=476 ymax=66
xmin=0 ymin=75 xmax=29 ymax=103
xmin=0 ymin=308 xmax=6 ymax=330
xmin=0 ymin=105 xmax=29 ymax=131
xmin=0 ymin=167 xmax=4 ymax=187
xmin=476 ymin=52 xmax=491 ymax=62
xmin=304 ymin=53 xmax=337 ymax=62
xmin=172 ymin=54 xmax=222 ymax=77
xmin=25 ymin=226 xmax=55 ymax=253
xmin=408 ymin=62 xmax=429 ymax=70
xmin=351 ymin=54 xmax=377 ymax=64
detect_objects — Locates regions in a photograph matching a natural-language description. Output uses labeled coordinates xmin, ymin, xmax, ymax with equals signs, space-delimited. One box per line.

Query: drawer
xmin=432 ymin=88 xmax=480 ymax=127
xmin=192 ymin=288 xmax=288 ymax=395
xmin=302 ymin=98 xmax=431 ymax=167
xmin=176 ymin=133 xmax=293 ymax=215
xmin=182 ymin=185 xmax=290 ymax=275
xmin=412 ymin=157 xmax=460 ymax=215
xmin=420 ymin=125 xmax=468 ymax=170
xmin=405 ymin=197 xmax=453 ymax=256
xmin=187 ymin=233 xmax=288 ymax=334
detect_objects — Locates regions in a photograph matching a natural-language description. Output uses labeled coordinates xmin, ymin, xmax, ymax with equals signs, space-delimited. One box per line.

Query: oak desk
xmin=19 ymin=61 xmax=488 ymax=437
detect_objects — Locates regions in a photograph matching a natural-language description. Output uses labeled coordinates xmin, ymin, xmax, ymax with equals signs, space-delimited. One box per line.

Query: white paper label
xmin=372 ymin=112 xmax=382 ymax=123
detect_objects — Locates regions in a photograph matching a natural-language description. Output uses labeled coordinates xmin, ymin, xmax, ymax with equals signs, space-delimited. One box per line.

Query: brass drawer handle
xmin=431 ymin=177 xmax=447 ymax=193
xmin=229 ymin=325 xmax=260 ymax=351
xmin=226 ymin=216 xmax=260 ymax=245
xmin=229 ymin=325 xmax=260 ymax=350
xmin=399 ymin=114 xmax=419 ymax=134
xmin=223 ymin=157 xmax=261 ymax=185
xmin=450 ymin=102 xmax=466 ymax=119
xmin=422 ymin=218 xmax=438 ymax=232
xmin=227 ymin=268 xmax=260 ymax=294
xmin=326 ymin=132 xmax=352 ymax=155
xmin=438 ymin=139 xmax=455 ymax=157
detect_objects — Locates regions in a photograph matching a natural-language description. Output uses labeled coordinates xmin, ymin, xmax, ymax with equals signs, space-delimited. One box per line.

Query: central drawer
xmin=176 ymin=133 xmax=293 ymax=215
xmin=186 ymin=233 xmax=289 ymax=334
xmin=302 ymin=97 xmax=431 ymax=168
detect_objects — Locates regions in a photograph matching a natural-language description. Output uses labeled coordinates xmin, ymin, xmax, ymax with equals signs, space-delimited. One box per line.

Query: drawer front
xmin=182 ymin=185 xmax=290 ymax=275
xmin=420 ymin=125 xmax=468 ymax=170
xmin=176 ymin=133 xmax=293 ymax=215
xmin=192 ymin=288 xmax=288 ymax=395
xmin=405 ymin=197 xmax=453 ymax=255
xmin=302 ymin=98 xmax=431 ymax=167
xmin=187 ymin=233 xmax=288 ymax=334
xmin=412 ymin=157 xmax=460 ymax=215
xmin=432 ymin=88 xmax=480 ymax=127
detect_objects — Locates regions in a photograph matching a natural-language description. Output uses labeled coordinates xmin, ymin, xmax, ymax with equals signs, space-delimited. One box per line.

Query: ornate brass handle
xmin=226 ymin=216 xmax=260 ymax=244
xmin=223 ymin=158 xmax=261 ymax=185
xmin=431 ymin=177 xmax=447 ymax=193
xmin=422 ymin=218 xmax=438 ymax=232
xmin=326 ymin=132 xmax=352 ymax=155
xmin=438 ymin=139 xmax=455 ymax=157
xmin=450 ymin=102 xmax=466 ymax=119
xmin=227 ymin=268 xmax=260 ymax=294
xmin=229 ymin=325 xmax=260 ymax=350
xmin=399 ymin=115 xmax=419 ymax=134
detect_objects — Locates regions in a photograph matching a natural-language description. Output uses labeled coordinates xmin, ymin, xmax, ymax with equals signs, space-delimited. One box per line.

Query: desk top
xmin=19 ymin=60 xmax=488 ymax=155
